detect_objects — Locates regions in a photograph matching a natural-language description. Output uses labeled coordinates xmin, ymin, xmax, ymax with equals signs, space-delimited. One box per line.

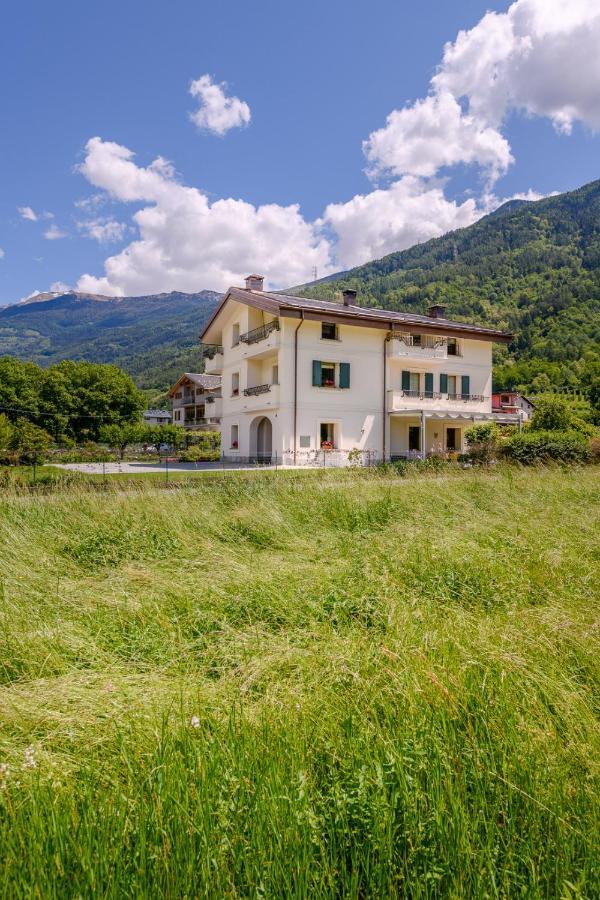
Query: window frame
xmin=321 ymin=322 xmax=339 ymax=341
xmin=230 ymin=423 xmax=239 ymax=450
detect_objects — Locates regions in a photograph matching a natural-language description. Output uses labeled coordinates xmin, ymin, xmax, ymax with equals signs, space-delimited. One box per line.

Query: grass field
xmin=0 ymin=467 xmax=598 ymax=897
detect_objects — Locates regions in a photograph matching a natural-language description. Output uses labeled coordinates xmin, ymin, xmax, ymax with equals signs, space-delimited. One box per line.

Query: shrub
xmin=502 ymin=430 xmax=591 ymax=464
xmin=530 ymin=396 xmax=572 ymax=431
xmin=179 ymin=446 xmax=220 ymax=462
xmin=465 ymin=422 xmax=499 ymax=464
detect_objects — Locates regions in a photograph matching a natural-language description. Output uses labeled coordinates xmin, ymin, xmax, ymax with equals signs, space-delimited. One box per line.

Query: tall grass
xmin=0 ymin=467 xmax=598 ymax=897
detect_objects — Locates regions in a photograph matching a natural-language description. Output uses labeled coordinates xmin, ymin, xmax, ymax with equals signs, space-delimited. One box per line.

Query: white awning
xmin=389 ymin=410 xmax=497 ymax=421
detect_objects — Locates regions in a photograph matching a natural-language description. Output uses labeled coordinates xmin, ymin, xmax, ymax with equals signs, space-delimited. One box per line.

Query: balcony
xmin=388 ymin=390 xmax=489 ymax=413
xmin=201 ymin=344 xmax=224 ymax=374
xmin=236 ymin=320 xmax=280 ymax=359
xmin=240 ymin=383 xmax=279 ymax=411
xmin=240 ymin=319 xmax=279 ymax=344
xmin=389 ymin=332 xmax=460 ymax=360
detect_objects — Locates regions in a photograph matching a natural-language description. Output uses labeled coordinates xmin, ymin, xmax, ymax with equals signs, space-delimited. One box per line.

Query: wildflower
xmin=190 ymin=715 xmax=200 ymax=729
xmin=0 ymin=763 xmax=9 ymax=788
xmin=22 ymin=746 xmax=37 ymax=770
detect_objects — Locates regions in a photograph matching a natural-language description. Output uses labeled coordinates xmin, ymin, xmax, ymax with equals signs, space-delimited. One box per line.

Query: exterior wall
xmin=213 ymin=298 xmax=495 ymax=460
xmin=389 ymin=417 xmax=466 ymax=456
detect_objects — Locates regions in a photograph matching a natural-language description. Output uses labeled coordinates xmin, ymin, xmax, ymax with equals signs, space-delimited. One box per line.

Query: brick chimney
xmin=427 ymin=303 xmax=447 ymax=319
xmin=245 ymin=274 xmax=264 ymax=291
xmin=342 ymin=288 xmax=357 ymax=306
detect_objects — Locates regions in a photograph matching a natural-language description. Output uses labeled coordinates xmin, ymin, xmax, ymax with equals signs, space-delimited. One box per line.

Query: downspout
xmin=293 ymin=312 xmax=305 ymax=464
xmin=382 ymin=332 xmax=390 ymax=462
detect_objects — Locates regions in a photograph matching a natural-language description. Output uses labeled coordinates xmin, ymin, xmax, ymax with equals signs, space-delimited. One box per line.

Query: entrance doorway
xmin=446 ymin=427 xmax=459 ymax=451
xmin=256 ymin=417 xmax=272 ymax=457
xmin=408 ymin=426 xmax=421 ymax=452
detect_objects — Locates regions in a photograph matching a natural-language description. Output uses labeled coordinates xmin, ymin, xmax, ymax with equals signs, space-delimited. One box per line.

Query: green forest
xmin=297 ymin=179 xmax=600 ymax=410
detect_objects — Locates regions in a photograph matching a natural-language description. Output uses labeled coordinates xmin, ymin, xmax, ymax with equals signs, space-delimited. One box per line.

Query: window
xmin=320 ymin=423 xmax=336 ymax=449
xmin=231 ymin=372 xmax=240 ymax=396
xmin=447 ymin=375 xmax=457 ymax=396
xmin=501 ymin=394 xmax=510 ymax=403
xmin=412 ymin=334 xmax=422 ymax=347
xmin=175 ymin=392 xmax=182 ymax=399
xmin=272 ymin=364 xmax=279 ymax=385
xmin=312 ymin=360 xmax=350 ymax=388
xmin=401 ymin=371 xmax=420 ymax=393
xmin=447 ymin=338 xmax=459 ymax=356
xmin=174 ymin=410 xmax=181 ymax=421
xmin=232 ymin=323 xmax=240 ymax=347
xmin=321 ymin=322 xmax=338 ymax=340
xmin=321 ymin=363 xmax=336 ymax=387
xmin=230 ymin=424 xmax=239 ymax=449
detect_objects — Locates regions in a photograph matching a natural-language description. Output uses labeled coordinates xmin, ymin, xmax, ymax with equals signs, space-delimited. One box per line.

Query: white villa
xmin=199 ymin=275 xmax=512 ymax=463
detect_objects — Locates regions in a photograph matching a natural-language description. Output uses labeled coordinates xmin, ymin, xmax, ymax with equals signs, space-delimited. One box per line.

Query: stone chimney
xmin=342 ymin=288 xmax=357 ymax=306
xmin=245 ymin=274 xmax=264 ymax=291
xmin=427 ymin=303 xmax=447 ymax=319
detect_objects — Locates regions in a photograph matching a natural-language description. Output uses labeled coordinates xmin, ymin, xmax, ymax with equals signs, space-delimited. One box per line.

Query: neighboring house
xmin=169 ymin=373 xmax=222 ymax=430
xmin=143 ymin=409 xmax=172 ymax=426
xmin=199 ymin=274 xmax=512 ymax=462
xmin=492 ymin=391 xmax=535 ymax=422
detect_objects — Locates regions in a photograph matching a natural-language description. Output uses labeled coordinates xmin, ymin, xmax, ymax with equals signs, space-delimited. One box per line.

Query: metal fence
xmin=218 ymin=449 xmax=380 ymax=468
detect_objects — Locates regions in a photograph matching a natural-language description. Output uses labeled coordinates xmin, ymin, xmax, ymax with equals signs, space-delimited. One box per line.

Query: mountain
xmin=0 ymin=290 xmax=221 ymax=389
xmin=294 ymin=179 xmax=600 ymax=396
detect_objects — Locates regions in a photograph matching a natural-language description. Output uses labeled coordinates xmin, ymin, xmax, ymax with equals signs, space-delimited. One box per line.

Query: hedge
xmin=501 ymin=430 xmax=591 ymax=464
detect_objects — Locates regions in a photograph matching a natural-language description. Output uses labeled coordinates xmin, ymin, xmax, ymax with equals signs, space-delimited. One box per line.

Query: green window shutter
xmin=339 ymin=362 xmax=350 ymax=389
xmin=424 ymin=372 xmax=433 ymax=394
xmin=461 ymin=375 xmax=470 ymax=397
xmin=440 ymin=373 xmax=448 ymax=393
xmin=401 ymin=370 xmax=411 ymax=391
xmin=312 ymin=360 xmax=322 ymax=387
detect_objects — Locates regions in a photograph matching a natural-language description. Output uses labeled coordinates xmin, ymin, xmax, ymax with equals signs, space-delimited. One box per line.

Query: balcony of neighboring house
xmin=237 ymin=318 xmax=280 ymax=359
xmin=201 ymin=344 xmax=224 ymax=374
xmin=204 ymin=394 xmax=223 ymax=418
xmin=389 ymin=332 xmax=461 ymax=360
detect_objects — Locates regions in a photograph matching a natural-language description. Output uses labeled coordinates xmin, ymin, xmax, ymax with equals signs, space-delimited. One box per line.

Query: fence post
xmin=165 ymin=455 xmax=169 ymax=485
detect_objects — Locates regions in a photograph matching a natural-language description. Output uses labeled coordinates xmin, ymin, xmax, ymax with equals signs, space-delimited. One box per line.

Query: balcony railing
xmin=243 ymin=383 xmax=272 ymax=397
xmin=400 ymin=390 xmax=442 ymax=400
xmin=391 ymin=332 xmax=456 ymax=359
xmin=448 ymin=393 xmax=486 ymax=402
xmin=239 ymin=319 xmax=279 ymax=345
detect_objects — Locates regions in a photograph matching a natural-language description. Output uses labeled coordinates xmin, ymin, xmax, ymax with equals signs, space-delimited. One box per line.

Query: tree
xmin=0 ymin=414 xmax=13 ymax=462
xmin=530 ymin=396 xmax=573 ymax=432
xmin=9 ymin=419 xmax=52 ymax=465
xmin=99 ymin=423 xmax=145 ymax=460
xmin=155 ymin=424 xmax=186 ymax=451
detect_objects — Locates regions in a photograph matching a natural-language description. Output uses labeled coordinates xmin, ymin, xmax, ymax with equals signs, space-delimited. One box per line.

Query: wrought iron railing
xmin=239 ymin=319 xmax=280 ymax=345
xmin=400 ymin=390 xmax=442 ymax=399
xmin=200 ymin=343 xmax=223 ymax=359
xmin=243 ymin=383 xmax=272 ymax=397
xmin=448 ymin=393 xmax=486 ymax=402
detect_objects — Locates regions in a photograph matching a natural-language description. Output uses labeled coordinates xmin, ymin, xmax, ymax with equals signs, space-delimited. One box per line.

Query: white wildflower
xmin=190 ymin=715 xmax=200 ymax=729
xmin=22 ymin=746 xmax=37 ymax=770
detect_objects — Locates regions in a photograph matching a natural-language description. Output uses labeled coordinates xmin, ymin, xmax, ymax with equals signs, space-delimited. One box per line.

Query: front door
xmin=256 ymin=417 xmax=272 ymax=458
xmin=408 ymin=426 xmax=421 ymax=451
xmin=446 ymin=427 xmax=458 ymax=451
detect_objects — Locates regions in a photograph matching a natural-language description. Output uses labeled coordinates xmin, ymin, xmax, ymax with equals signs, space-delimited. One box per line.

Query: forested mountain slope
xmin=0 ymin=290 xmax=221 ymax=389
xmin=296 ymin=180 xmax=600 ymax=395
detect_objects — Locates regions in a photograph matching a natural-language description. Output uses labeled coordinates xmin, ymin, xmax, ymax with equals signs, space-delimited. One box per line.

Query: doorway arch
xmin=249 ymin=415 xmax=273 ymax=460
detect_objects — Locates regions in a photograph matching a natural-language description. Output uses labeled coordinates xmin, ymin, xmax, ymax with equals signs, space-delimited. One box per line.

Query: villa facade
xmin=199 ymin=275 xmax=512 ymax=463
xmin=169 ymin=373 xmax=222 ymax=431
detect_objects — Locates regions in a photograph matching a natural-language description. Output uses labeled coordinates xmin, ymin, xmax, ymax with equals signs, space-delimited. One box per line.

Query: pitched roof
xmin=200 ymin=286 xmax=512 ymax=343
xmin=168 ymin=372 xmax=222 ymax=395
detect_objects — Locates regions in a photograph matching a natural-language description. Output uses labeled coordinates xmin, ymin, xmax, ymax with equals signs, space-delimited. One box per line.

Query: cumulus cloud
xmin=0 ymin=248 xmax=5 ymax=259
xmin=76 ymin=138 xmax=331 ymax=295
xmin=73 ymin=0 xmax=599 ymax=294
xmin=44 ymin=224 xmax=67 ymax=240
xmin=323 ymin=177 xmax=481 ymax=268
xmin=189 ymin=75 xmax=251 ymax=136
xmin=78 ymin=217 xmax=128 ymax=243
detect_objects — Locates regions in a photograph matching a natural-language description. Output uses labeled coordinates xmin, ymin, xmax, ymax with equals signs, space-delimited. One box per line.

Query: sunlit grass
xmin=0 ymin=466 xmax=598 ymax=896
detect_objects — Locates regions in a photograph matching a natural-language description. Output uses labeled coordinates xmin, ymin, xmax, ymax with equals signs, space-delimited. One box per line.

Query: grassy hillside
xmin=0 ymin=290 xmax=221 ymax=389
xmin=0 ymin=468 xmax=598 ymax=896
xmin=296 ymin=180 xmax=600 ymax=396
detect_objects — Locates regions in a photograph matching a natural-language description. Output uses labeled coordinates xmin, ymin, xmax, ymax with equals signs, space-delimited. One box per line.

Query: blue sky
xmin=1 ymin=0 xmax=599 ymax=304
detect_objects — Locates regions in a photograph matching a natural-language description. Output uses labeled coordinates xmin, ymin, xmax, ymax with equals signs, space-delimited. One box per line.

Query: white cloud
xmin=0 ymin=248 xmax=4 ymax=259
xmin=76 ymin=138 xmax=331 ymax=295
xmin=50 ymin=281 xmax=71 ymax=293
xmin=44 ymin=224 xmax=67 ymax=240
xmin=189 ymin=74 xmax=251 ymax=136
xmin=78 ymin=217 xmax=128 ymax=243
xmin=364 ymin=92 xmax=513 ymax=182
xmin=73 ymin=1 xmax=599 ymax=293
xmin=323 ymin=177 xmax=481 ymax=268
xmin=18 ymin=206 xmax=39 ymax=221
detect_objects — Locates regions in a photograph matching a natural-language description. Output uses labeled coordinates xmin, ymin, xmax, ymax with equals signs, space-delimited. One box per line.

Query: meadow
xmin=0 ymin=466 xmax=598 ymax=897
